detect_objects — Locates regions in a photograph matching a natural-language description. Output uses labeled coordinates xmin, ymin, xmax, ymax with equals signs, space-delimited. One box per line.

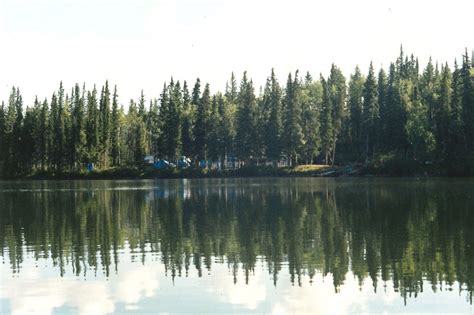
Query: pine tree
xmin=110 ymin=85 xmax=120 ymax=166
xmin=147 ymin=98 xmax=160 ymax=157
xmin=320 ymin=75 xmax=334 ymax=164
xmin=194 ymin=83 xmax=211 ymax=162
xmin=282 ymin=71 xmax=304 ymax=165
xmin=385 ymin=63 xmax=406 ymax=153
xmin=157 ymin=83 xmax=169 ymax=158
xmin=300 ymin=75 xmax=322 ymax=164
xmin=180 ymin=81 xmax=194 ymax=158
xmin=377 ymin=69 xmax=388 ymax=151
xmin=12 ymin=88 xmax=24 ymax=174
xmin=70 ymin=83 xmax=86 ymax=169
xmin=0 ymin=102 xmax=5 ymax=174
xmin=3 ymin=88 xmax=18 ymax=175
xmin=225 ymin=72 xmax=238 ymax=103
xmin=217 ymin=93 xmax=235 ymax=167
xmin=22 ymin=105 xmax=36 ymax=173
xmin=235 ymin=72 xmax=258 ymax=163
xmin=208 ymin=95 xmax=221 ymax=162
xmin=263 ymin=69 xmax=283 ymax=163
xmin=327 ymin=64 xmax=347 ymax=164
xmin=86 ymin=86 xmax=99 ymax=165
xmin=461 ymin=50 xmax=474 ymax=152
xmin=99 ymin=81 xmax=111 ymax=168
xmin=347 ymin=66 xmax=365 ymax=158
xmin=38 ymin=99 xmax=49 ymax=170
xmin=402 ymin=80 xmax=435 ymax=160
xmin=125 ymin=99 xmax=147 ymax=165
xmin=362 ymin=62 xmax=379 ymax=162
xmin=437 ymin=63 xmax=452 ymax=156
xmin=165 ymin=80 xmax=182 ymax=160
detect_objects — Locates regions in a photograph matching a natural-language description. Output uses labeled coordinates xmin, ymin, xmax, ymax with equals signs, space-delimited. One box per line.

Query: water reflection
xmin=0 ymin=178 xmax=473 ymax=313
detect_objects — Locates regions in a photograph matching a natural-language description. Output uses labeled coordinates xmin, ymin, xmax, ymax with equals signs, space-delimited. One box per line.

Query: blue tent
xmin=153 ymin=160 xmax=175 ymax=170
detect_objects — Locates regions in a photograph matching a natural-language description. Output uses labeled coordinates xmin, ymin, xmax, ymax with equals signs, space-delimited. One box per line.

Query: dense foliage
xmin=0 ymin=48 xmax=473 ymax=177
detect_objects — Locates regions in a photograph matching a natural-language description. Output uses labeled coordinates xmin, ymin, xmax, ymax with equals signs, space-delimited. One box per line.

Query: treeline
xmin=0 ymin=47 xmax=473 ymax=177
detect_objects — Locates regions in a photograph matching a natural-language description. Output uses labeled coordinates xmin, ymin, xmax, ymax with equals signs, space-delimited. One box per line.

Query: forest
xmin=0 ymin=47 xmax=473 ymax=178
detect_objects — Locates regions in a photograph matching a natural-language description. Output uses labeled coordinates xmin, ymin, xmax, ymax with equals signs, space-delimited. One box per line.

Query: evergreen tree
xmin=377 ymin=69 xmax=388 ymax=150
xmin=147 ymin=98 xmax=160 ymax=157
xmin=225 ymin=72 xmax=238 ymax=103
xmin=362 ymin=62 xmax=379 ymax=162
xmin=86 ymin=86 xmax=100 ymax=165
xmin=38 ymin=99 xmax=49 ymax=170
xmin=194 ymin=83 xmax=211 ymax=162
xmin=327 ymin=64 xmax=347 ymax=164
xmin=385 ymin=63 xmax=406 ymax=153
xmin=460 ymin=50 xmax=474 ymax=152
xmin=262 ymin=69 xmax=283 ymax=163
xmin=235 ymin=72 xmax=258 ymax=163
xmin=208 ymin=95 xmax=221 ymax=162
xmin=138 ymin=90 xmax=147 ymax=121
xmin=110 ymin=85 xmax=120 ymax=166
xmin=164 ymin=80 xmax=182 ymax=160
xmin=347 ymin=66 xmax=365 ymax=158
xmin=437 ymin=63 xmax=452 ymax=156
xmin=70 ymin=83 xmax=86 ymax=169
xmin=99 ymin=81 xmax=111 ymax=167
xmin=282 ymin=71 xmax=304 ymax=165
xmin=180 ymin=81 xmax=194 ymax=158
xmin=320 ymin=75 xmax=334 ymax=164
xmin=22 ymin=106 xmax=36 ymax=173
xmin=125 ymin=100 xmax=147 ymax=165
xmin=0 ymin=102 xmax=5 ymax=173
xmin=402 ymin=80 xmax=435 ymax=159
xmin=217 ymin=93 xmax=235 ymax=167
xmin=300 ymin=76 xmax=322 ymax=164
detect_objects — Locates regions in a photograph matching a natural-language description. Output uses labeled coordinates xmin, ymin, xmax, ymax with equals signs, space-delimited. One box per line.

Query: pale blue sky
xmin=0 ymin=0 xmax=472 ymax=105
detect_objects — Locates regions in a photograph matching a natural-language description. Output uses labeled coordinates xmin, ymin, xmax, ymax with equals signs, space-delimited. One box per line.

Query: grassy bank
xmin=2 ymin=157 xmax=473 ymax=180
xmin=11 ymin=164 xmax=337 ymax=180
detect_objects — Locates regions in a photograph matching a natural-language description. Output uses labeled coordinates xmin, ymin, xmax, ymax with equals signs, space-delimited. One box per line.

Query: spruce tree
xmin=282 ymin=71 xmax=304 ymax=165
xmin=437 ymin=63 xmax=452 ymax=156
xmin=461 ymin=50 xmax=474 ymax=152
xmin=377 ymin=69 xmax=388 ymax=151
xmin=99 ymin=81 xmax=111 ymax=167
xmin=86 ymin=86 xmax=100 ymax=165
xmin=147 ymin=98 xmax=160 ymax=157
xmin=194 ymin=83 xmax=211 ymax=162
xmin=0 ymin=102 xmax=5 ymax=174
xmin=110 ymin=85 xmax=120 ymax=166
xmin=327 ymin=64 xmax=347 ymax=164
xmin=362 ymin=62 xmax=379 ymax=162
xmin=70 ymin=83 xmax=86 ymax=169
xmin=347 ymin=66 xmax=365 ymax=158
xmin=225 ymin=72 xmax=238 ymax=103
xmin=320 ymin=75 xmax=334 ymax=164
xmin=263 ymin=69 xmax=283 ymax=163
xmin=181 ymin=81 xmax=194 ymax=158
xmin=300 ymin=75 xmax=322 ymax=164
xmin=235 ymin=72 xmax=258 ymax=163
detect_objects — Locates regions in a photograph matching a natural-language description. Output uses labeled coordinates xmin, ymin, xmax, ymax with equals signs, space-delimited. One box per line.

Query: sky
xmin=0 ymin=0 xmax=472 ymax=106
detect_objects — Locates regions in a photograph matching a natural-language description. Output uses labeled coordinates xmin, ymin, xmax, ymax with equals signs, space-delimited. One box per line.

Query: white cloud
xmin=0 ymin=263 xmax=161 ymax=315
xmin=207 ymin=268 xmax=267 ymax=310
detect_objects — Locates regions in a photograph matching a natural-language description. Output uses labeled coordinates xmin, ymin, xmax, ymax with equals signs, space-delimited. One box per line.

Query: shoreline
xmin=0 ymin=163 xmax=468 ymax=180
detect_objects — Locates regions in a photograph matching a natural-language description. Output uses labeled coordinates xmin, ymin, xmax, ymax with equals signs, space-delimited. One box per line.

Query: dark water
xmin=0 ymin=178 xmax=473 ymax=314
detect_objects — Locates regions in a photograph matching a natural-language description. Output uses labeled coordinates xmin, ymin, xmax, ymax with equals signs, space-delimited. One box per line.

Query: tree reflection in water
xmin=0 ymin=178 xmax=473 ymax=304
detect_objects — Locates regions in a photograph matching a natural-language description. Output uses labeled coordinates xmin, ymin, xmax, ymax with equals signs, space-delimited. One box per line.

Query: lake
xmin=0 ymin=178 xmax=473 ymax=314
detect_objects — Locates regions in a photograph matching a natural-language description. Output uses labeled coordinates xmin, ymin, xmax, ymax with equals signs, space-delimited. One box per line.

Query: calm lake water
xmin=0 ymin=178 xmax=473 ymax=314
